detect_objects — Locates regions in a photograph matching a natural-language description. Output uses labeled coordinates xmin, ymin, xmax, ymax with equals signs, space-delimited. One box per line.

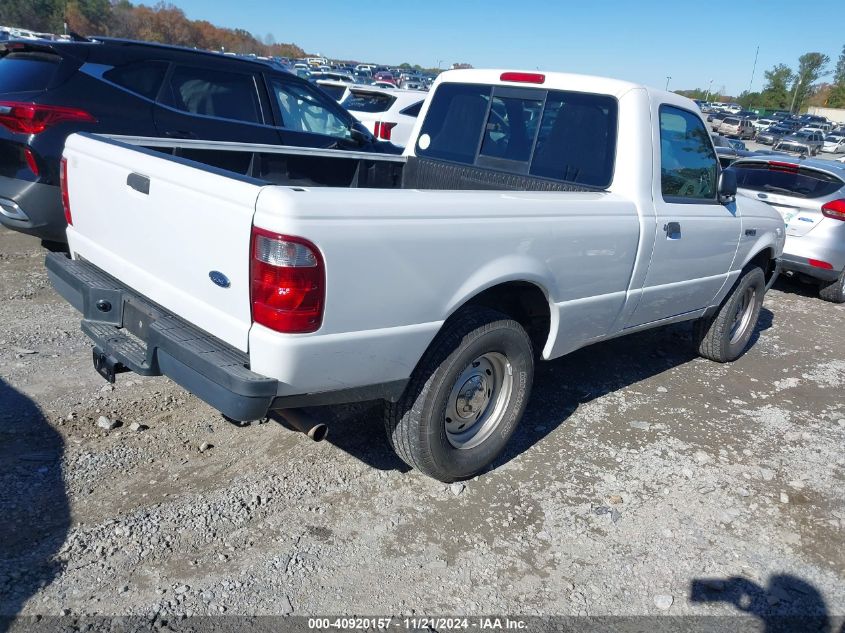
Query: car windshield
xmin=342 ymin=91 xmax=396 ymax=113
xmin=732 ymin=162 xmax=843 ymax=198
xmin=826 ymin=135 xmax=843 ymax=142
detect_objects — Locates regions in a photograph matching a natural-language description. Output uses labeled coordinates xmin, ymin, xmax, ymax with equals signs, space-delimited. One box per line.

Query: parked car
xmin=341 ymin=86 xmax=426 ymax=147
xmin=373 ymin=71 xmax=395 ymax=85
xmin=746 ymin=124 xmax=792 ymax=145
xmin=821 ymin=134 xmax=845 ymax=154
xmin=752 ymin=118 xmax=777 ymax=132
xmin=774 ymin=130 xmax=825 ymax=156
xmin=47 ymin=69 xmax=782 ymax=482
xmin=0 ymin=37 xmax=397 ymax=243
xmin=717 ymin=117 xmax=755 ymax=139
xmin=709 ymin=111 xmax=730 ymax=131
xmin=732 ymin=157 xmax=845 ymax=302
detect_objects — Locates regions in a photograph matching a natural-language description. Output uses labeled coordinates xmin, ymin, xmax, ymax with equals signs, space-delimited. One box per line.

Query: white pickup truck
xmin=47 ymin=69 xmax=784 ymax=482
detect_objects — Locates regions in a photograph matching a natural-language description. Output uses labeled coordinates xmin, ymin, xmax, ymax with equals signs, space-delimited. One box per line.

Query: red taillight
xmin=809 ymin=259 xmax=834 ymax=270
xmin=373 ymin=121 xmax=397 ymax=141
xmin=60 ymin=157 xmax=72 ymax=226
xmin=0 ymin=101 xmax=96 ymax=135
xmin=250 ymin=227 xmax=324 ymax=334
xmin=500 ymin=72 xmax=546 ymax=84
xmin=821 ymin=199 xmax=845 ymax=221
xmin=24 ymin=147 xmax=39 ymax=176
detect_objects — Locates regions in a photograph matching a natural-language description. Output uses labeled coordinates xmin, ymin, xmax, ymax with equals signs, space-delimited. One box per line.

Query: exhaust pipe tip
xmin=276 ymin=409 xmax=328 ymax=442
xmin=306 ymin=423 xmax=328 ymax=442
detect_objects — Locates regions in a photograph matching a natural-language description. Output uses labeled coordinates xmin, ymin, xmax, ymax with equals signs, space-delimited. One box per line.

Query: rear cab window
xmin=731 ymin=162 xmax=843 ymax=199
xmin=0 ymin=51 xmax=61 ymax=92
xmin=415 ymin=82 xmax=617 ymax=188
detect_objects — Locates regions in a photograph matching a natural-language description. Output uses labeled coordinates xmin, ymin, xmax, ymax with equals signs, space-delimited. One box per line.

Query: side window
xmin=529 ymin=90 xmax=617 ymax=187
xmin=270 ymin=78 xmax=352 ymax=139
xmin=103 ymin=61 xmax=168 ymax=100
xmin=399 ymin=101 xmax=423 ymax=117
xmin=416 ymin=83 xmax=491 ymax=164
xmin=164 ymin=65 xmax=262 ymax=124
xmin=478 ymin=95 xmax=543 ymax=163
xmin=659 ymin=106 xmax=718 ymax=201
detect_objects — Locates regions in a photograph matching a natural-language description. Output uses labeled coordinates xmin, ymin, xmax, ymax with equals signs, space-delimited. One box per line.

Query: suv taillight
xmin=250 ymin=227 xmax=324 ymax=333
xmin=373 ymin=121 xmax=397 ymax=141
xmin=60 ymin=157 xmax=72 ymax=226
xmin=822 ymin=199 xmax=845 ymax=221
xmin=0 ymin=101 xmax=96 ymax=135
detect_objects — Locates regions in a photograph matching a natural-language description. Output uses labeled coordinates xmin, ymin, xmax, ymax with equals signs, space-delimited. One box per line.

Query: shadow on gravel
xmin=690 ymin=574 xmax=841 ymax=633
xmin=0 ymin=379 xmax=69 ymax=627
xmin=495 ymin=307 xmax=774 ymax=470
xmin=300 ymin=403 xmax=411 ymax=474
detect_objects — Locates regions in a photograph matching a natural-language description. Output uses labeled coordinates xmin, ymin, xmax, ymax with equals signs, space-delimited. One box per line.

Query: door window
xmin=270 ymin=78 xmax=353 ymax=139
xmin=659 ymin=106 xmax=718 ymax=201
xmin=164 ymin=65 xmax=262 ymax=124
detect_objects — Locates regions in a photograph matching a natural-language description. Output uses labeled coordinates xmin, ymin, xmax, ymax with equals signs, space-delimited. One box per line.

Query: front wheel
xmin=695 ymin=266 xmax=766 ymax=363
xmin=384 ymin=307 xmax=534 ymax=482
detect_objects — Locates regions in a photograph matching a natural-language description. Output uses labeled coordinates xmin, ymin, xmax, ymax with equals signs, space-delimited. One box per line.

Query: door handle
xmin=127 ymin=173 xmax=150 ymax=195
xmin=664 ymin=221 xmax=681 ymax=238
xmin=745 ymin=228 xmax=757 ymax=237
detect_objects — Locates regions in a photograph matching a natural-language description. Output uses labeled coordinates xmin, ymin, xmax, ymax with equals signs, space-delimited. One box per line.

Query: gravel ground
xmin=0 ymin=226 xmax=843 ymax=625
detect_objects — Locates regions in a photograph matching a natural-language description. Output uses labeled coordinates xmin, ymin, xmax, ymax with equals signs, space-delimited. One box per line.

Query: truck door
xmin=625 ymin=104 xmax=741 ymax=328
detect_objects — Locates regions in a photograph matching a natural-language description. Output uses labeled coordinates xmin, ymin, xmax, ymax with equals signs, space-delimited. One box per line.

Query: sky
xmin=171 ymin=0 xmax=843 ymax=96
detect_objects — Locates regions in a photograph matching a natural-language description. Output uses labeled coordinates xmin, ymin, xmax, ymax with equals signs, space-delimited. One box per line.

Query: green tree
xmin=737 ymin=91 xmax=762 ymax=110
xmin=830 ymin=83 xmax=845 ymax=109
xmin=791 ymin=52 xmax=830 ymax=112
xmin=0 ymin=0 xmax=64 ymax=32
xmin=760 ymin=63 xmax=794 ymax=109
xmin=834 ymin=44 xmax=845 ymax=85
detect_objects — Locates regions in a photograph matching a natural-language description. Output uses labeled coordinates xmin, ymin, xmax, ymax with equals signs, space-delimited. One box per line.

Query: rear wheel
xmin=819 ymin=269 xmax=845 ymax=303
xmin=384 ymin=307 xmax=534 ymax=482
xmin=695 ymin=266 xmax=765 ymax=363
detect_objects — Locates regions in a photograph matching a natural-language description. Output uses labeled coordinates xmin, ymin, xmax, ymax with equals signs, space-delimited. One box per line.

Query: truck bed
xmin=113 ymin=135 xmax=601 ymax=193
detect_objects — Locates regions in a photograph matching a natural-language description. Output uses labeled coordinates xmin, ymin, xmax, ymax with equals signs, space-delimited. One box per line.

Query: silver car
xmin=732 ymin=157 xmax=845 ymax=302
xmin=774 ymin=130 xmax=825 ymax=156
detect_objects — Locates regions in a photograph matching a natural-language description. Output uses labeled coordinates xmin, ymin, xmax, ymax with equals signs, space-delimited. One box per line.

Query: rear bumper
xmin=0 ymin=176 xmax=66 ymax=242
xmin=780 ymin=254 xmax=841 ymax=282
xmin=45 ymin=252 xmax=410 ymax=419
xmin=45 ymin=252 xmax=279 ymax=421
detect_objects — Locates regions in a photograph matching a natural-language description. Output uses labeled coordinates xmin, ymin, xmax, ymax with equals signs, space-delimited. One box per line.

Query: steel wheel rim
xmin=444 ymin=352 xmax=513 ymax=450
xmin=729 ymin=286 xmax=756 ymax=344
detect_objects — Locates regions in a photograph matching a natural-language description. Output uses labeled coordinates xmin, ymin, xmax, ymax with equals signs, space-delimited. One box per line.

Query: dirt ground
xmin=0 ymin=225 xmax=843 ymax=626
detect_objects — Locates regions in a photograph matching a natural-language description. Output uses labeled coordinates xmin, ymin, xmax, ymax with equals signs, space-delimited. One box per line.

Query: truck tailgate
xmin=63 ymin=133 xmax=264 ymax=352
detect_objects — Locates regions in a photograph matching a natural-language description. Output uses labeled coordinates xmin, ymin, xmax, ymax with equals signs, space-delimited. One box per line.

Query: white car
xmin=752 ymin=118 xmax=777 ymax=132
xmin=822 ymin=134 xmax=845 ymax=153
xmin=341 ymin=87 xmax=427 ymax=147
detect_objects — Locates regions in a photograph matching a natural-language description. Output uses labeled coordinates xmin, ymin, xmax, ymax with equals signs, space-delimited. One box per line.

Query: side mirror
xmin=718 ymin=168 xmax=737 ymax=203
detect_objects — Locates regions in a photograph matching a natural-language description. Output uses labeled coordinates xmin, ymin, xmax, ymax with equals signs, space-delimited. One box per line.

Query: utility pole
xmin=789 ymin=76 xmax=801 ymax=113
xmin=748 ymin=45 xmax=759 ymax=93
xmin=665 ymin=76 xmax=671 ymax=90
xmin=705 ymin=78 xmax=713 ymax=102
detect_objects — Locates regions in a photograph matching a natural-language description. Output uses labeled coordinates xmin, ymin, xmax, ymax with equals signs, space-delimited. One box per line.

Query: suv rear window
xmin=416 ymin=82 xmax=617 ymax=188
xmin=722 ymin=117 xmax=739 ymax=125
xmin=0 ymin=52 xmax=60 ymax=92
xmin=341 ymin=91 xmax=396 ymax=113
xmin=732 ymin=162 xmax=843 ymax=198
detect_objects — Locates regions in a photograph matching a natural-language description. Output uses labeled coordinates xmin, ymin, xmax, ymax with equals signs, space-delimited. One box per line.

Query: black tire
xmin=384 ymin=307 xmax=534 ymax=482
xmin=819 ymin=269 xmax=845 ymax=303
xmin=695 ymin=266 xmax=766 ymax=363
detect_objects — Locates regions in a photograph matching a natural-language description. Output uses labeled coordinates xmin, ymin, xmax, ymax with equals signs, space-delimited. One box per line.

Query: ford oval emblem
xmin=209 ymin=271 xmax=230 ymax=288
